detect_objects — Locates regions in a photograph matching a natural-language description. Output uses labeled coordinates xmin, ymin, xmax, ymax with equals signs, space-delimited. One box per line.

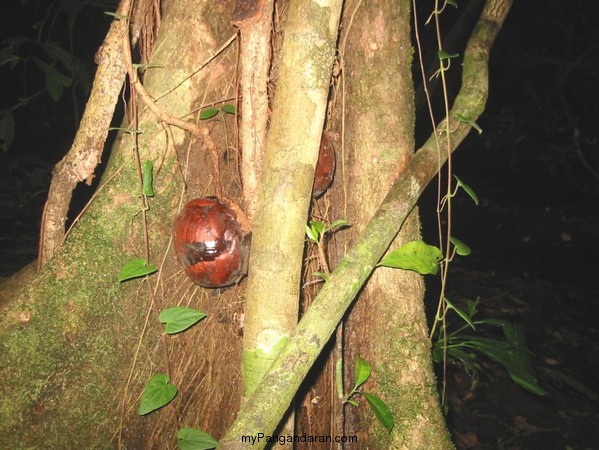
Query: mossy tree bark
xmin=0 ymin=0 xmax=244 ymax=448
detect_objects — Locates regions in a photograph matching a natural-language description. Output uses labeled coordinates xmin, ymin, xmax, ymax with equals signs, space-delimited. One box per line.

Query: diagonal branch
xmin=38 ymin=0 xmax=131 ymax=268
xmin=218 ymin=0 xmax=513 ymax=446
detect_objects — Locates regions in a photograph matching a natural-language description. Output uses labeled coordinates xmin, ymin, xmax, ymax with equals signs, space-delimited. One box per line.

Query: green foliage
xmin=199 ymin=105 xmax=236 ymax=120
xmin=159 ymin=307 xmax=206 ymax=334
xmin=177 ymin=428 xmax=218 ymax=450
xmin=432 ymin=300 xmax=546 ymax=396
xmin=139 ymin=373 xmax=178 ymax=415
xmin=453 ymin=175 xmax=479 ymax=205
xmin=0 ymin=0 xmax=119 ymax=153
xmin=378 ymin=240 xmax=443 ymax=275
xmin=305 ymin=219 xmax=349 ymax=244
xmin=449 ymin=237 xmax=471 ymax=256
xmin=142 ymin=160 xmax=155 ymax=197
xmin=117 ymin=258 xmax=157 ymax=282
xmin=343 ymin=355 xmax=395 ymax=433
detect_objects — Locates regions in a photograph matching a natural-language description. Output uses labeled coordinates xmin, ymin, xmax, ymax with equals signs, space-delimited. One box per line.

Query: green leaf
xmin=346 ymin=399 xmax=358 ymax=407
xmin=438 ymin=50 xmax=459 ymax=60
xmin=378 ymin=241 xmax=443 ymax=275
xmin=142 ymin=160 xmax=154 ymax=197
xmin=454 ymin=175 xmax=479 ymax=205
xmin=450 ymin=237 xmax=471 ymax=256
xmin=445 ymin=297 xmax=475 ymax=330
xmin=139 ymin=373 xmax=178 ymax=415
xmin=177 ymin=428 xmax=218 ymax=450
xmin=33 ymin=58 xmax=72 ymax=101
xmin=199 ymin=108 xmax=219 ymax=120
xmin=159 ymin=307 xmax=206 ymax=334
xmin=305 ymin=225 xmax=318 ymax=243
xmin=354 ymin=355 xmax=371 ymax=389
xmin=220 ymin=104 xmax=236 ymax=114
xmin=446 ymin=0 xmax=458 ymax=7
xmin=306 ymin=220 xmax=325 ymax=242
xmin=461 ymin=332 xmax=546 ymax=396
xmin=362 ymin=392 xmax=394 ymax=433
xmin=118 ymin=258 xmax=157 ymax=282
xmin=324 ymin=219 xmax=350 ymax=234
xmin=500 ymin=323 xmax=546 ymax=396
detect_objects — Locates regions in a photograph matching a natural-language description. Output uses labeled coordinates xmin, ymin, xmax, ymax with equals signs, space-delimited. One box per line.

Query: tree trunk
xmin=0 ymin=0 xmax=244 ymax=447
xmin=331 ymin=0 xmax=453 ymax=447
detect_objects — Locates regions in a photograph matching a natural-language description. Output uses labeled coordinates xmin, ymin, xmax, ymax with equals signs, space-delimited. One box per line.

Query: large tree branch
xmin=219 ymin=0 xmax=512 ymax=446
xmin=241 ymin=0 xmax=343 ymax=399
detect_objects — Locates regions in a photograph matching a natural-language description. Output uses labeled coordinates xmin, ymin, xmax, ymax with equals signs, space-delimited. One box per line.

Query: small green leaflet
xmin=159 ymin=307 xmax=206 ymax=334
xmin=306 ymin=219 xmax=349 ymax=243
xmin=378 ymin=241 xmax=443 ymax=275
xmin=220 ymin=104 xmax=236 ymax=114
xmin=354 ymin=355 xmax=371 ymax=389
xmin=306 ymin=220 xmax=325 ymax=243
xmin=118 ymin=258 xmax=157 ymax=282
xmin=199 ymin=108 xmax=219 ymax=120
xmin=142 ymin=160 xmax=154 ymax=197
xmin=199 ymin=105 xmax=235 ymax=120
xmin=139 ymin=373 xmax=178 ymax=415
xmin=438 ymin=50 xmax=459 ymax=61
xmin=454 ymin=175 xmax=479 ymax=205
xmin=362 ymin=392 xmax=394 ymax=433
xmin=177 ymin=428 xmax=218 ymax=450
xmin=450 ymin=236 xmax=471 ymax=256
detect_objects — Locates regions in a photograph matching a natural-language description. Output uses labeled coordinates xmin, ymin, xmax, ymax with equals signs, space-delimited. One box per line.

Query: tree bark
xmin=332 ymin=0 xmax=453 ymax=447
xmin=0 ymin=0 xmax=242 ymax=447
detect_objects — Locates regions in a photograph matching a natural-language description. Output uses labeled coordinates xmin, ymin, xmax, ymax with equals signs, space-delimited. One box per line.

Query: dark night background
xmin=1 ymin=1 xmax=597 ymax=449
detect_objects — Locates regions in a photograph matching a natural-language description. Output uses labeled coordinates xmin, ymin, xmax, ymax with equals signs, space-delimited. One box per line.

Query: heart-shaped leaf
xmin=118 ymin=258 xmax=157 ymax=282
xmin=139 ymin=373 xmax=178 ymax=415
xmin=159 ymin=307 xmax=206 ymax=334
xmin=177 ymin=427 xmax=218 ymax=450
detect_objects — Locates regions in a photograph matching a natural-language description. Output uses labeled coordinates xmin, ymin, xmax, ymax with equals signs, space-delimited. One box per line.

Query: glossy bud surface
xmin=173 ymin=197 xmax=247 ymax=288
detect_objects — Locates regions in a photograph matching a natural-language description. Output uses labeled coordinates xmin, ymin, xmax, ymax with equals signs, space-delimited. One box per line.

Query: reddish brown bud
xmin=173 ymin=197 xmax=249 ymax=288
xmin=313 ymin=133 xmax=336 ymax=197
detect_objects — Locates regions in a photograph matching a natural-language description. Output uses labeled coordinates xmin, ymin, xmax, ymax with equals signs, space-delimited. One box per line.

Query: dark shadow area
xmin=419 ymin=1 xmax=599 ymax=448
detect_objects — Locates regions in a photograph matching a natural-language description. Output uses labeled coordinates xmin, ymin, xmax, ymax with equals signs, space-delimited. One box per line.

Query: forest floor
xmin=420 ymin=143 xmax=599 ymax=450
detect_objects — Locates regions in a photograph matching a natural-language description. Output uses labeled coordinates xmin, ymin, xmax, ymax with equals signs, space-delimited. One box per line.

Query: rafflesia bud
xmin=173 ymin=197 xmax=250 ymax=288
xmin=313 ymin=133 xmax=336 ymax=197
